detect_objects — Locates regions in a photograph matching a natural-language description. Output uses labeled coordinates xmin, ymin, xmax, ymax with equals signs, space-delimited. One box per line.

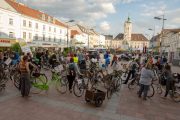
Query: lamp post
xmin=154 ymin=15 xmax=167 ymax=55
xmin=66 ymin=20 xmax=75 ymax=48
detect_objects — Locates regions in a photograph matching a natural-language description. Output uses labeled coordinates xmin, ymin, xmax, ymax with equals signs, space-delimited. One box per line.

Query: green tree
xmin=11 ymin=43 xmax=21 ymax=53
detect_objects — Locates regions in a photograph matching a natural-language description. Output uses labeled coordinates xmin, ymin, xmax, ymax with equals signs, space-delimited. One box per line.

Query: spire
xmin=128 ymin=16 xmax=130 ymax=22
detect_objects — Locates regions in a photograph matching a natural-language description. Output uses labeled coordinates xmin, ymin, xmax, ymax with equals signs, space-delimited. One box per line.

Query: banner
xmin=18 ymin=39 xmax=32 ymax=54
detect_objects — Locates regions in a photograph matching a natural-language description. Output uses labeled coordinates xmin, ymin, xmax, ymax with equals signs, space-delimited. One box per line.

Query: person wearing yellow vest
xmin=73 ymin=54 xmax=79 ymax=63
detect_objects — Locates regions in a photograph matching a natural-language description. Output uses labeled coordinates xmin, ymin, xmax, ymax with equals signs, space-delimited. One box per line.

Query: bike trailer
xmin=85 ymin=89 xmax=106 ymax=107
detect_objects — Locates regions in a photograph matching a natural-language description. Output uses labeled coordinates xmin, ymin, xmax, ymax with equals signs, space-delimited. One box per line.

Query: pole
xmin=67 ymin=26 xmax=68 ymax=48
xmin=88 ymin=33 xmax=89 ymax=49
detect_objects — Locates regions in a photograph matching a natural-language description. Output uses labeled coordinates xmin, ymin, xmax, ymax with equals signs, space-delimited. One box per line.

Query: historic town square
xmin=0 ymin=0 xmax=180 ymax=120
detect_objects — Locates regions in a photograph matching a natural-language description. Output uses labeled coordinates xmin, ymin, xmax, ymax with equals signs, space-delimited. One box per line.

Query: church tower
xmin=124 ymin=16 xmax=132 ymax=43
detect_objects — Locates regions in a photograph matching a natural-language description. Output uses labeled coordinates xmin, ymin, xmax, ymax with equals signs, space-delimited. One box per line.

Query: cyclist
xmin=49 ymin=53 xmax=58 ymax=68
xmin=19 ymin=55 xmax=37 ymax=97
xmin=0 ymin=50 xmax=4 ymax=64
xmin=123 ymin=59 xmax=139 ymax=84
xmin=161 ymin=64 xmax=174 ymax=99
xmin=67 ymin=58 xmax=82 ymax=93
xmin=138 ymin=63 xmax=155 ymax=100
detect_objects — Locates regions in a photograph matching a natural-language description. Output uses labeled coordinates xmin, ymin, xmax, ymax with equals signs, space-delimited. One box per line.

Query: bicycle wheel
xmin=171 ymin=91 xmax=180 ymax=102
xmin=156 ymin=85 xmax=162 ymax=94
xmin=31 ymin=74 xmax=48 ymax=94
xmin=73 ymin=80 xmax=85 ymax=97
xmin=128 ymin=79 xmax=138 ymax=89
xmin=12 ymin=71 xmax=21 ymax=90
xmin=115 ymin=77 xmax=122 ymax=91
xmin=147 ymin=84 xmax=155 ymax=98
xmin=56 ymin=76 xmax=67 ymax=94
xmin=107 ymin=87 xmax=113 ymax=99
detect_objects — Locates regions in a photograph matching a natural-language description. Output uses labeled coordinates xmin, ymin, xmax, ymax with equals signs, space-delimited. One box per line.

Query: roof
xmin=114 ymin=33 xmax=148 ymax=42
xmin=131 ymin=34 xmax=148 ymax=41
xmin=104 ymin=35 xmax=113 ymax=40
xmin=5 ymin=0 xmax=66 ymax=28
xmin=150 ymin=34 xmax=160 ymax=42
xmin=77 ymin=24 xmax=93 ymax=34
xmin=114 ymin=33 xmax=124 ymax=40
xmin=71 ymin=30 xmax=79 ymax=38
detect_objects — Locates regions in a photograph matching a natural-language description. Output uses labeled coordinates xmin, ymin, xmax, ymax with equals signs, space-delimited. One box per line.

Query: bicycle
xmin=128 ymin=73 xmax=156 ymax=98
xmin=106 ymin=74 xmax=121 ymax=99
xmin=157 ymin=73 xmax=180 ymax=102
xmin=31 ymin=65 xmax=67 ymax=94
xmin=73 ymin=74 xmax=91 ymax=97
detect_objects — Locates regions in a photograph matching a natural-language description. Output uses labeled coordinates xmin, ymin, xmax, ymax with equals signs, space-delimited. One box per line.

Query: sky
xmin=17 ymin=0 xmax=180 ymax=38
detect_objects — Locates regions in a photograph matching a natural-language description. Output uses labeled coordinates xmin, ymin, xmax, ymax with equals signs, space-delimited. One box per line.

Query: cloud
xmin=140 ymin=1 xmax=166 ymax=17
xmin=100 ymin=21 xmax=110 ymax=31
xmin=18 ymin=0 xmax=117 ymax=25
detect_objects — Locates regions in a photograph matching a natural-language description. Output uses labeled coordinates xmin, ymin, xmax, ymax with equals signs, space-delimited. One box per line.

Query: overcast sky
xmin=17 ymin=0 xmax=180 ymax=38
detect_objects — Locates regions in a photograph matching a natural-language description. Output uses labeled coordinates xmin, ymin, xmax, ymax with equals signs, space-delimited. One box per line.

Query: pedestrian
xmin=138 ymin=63 xmax=155 ymax=100
xmin=67 ymin=58 xmax=82 ymax=93
xmin=19 ymin=55 xmax=36 ymax=97
xmin=123 ymin=59 xmax=139 ymax=84
xmin=161 ymin=64 xmax=174 ymax=99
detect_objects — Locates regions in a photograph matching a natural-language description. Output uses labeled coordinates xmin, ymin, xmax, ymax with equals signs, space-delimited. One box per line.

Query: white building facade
xmin=0 ymin=0 xmax=68 ymax=48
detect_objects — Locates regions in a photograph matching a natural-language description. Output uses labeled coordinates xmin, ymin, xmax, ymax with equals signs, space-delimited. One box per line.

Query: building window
xmin=35 ymin=23 xmax=38 ymax=29
xmin=29 ymin=21 xmax=32 ymax=28
xmin=35 ymin=34 xmax=38 ymax=40
xmin=49 ymin=27 xmax=51 ymax=32
xmin=9 ymin=32 xmax=14 ymax=38
xmin=43 ymin=25 xmax=46 ymax=31
xmin=49 ymin=36 xmax=51 ymax=41
xmin=54 ymin=37 xmax=56 ymax=42
xmin=54 ymin=28 xmax=56 ymax=33
xmin=23 ymin=32 xmax=26 ymax=39
xmin=23 ymin=20 xmax=26 ymax=27
xmin=43 ymin=34 xmax=45 ymax=41
xmin=29 ymin=33 xmax=32 ymax=39
xmin=9 ymin=18 xmax=13 ymax=25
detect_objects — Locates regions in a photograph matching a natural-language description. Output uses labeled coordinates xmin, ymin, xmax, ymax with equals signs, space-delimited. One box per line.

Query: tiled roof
xmin=104 ymin=35 xmax=113 ymax=40
xmin=5 ymin=0 xmax=66 ymax=28
xmin=150 ymin=34 xmax=160 ymax=42
xmin=114 ymin=33 xmax=148 ymax=41
xmin=114 ymin=33 xmax=124 ymax=40
xmin=71 ymin=30 xmax=79 ymax=38
xmin=131 ymin=34 xmax=148 ymax=41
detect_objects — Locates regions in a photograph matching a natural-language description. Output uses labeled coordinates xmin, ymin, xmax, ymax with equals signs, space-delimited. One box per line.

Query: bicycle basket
xmin=32 ymin=72 xmax=40 ymax=77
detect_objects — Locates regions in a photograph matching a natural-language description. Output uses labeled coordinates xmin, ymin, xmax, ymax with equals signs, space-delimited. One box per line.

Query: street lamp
xmin=154 ymin=15 xmax=167 ymax=55
xmin=66 ymin=20 xmax=75 ymax=48
xmin=154 ymin=15 xmax=167 ymax=30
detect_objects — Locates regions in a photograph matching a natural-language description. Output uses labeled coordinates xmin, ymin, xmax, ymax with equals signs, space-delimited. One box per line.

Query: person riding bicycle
xmin=123 ymin=58 xmax=139 ymax=84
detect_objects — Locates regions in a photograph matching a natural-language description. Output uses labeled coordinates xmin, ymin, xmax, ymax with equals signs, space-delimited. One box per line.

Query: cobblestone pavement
xmin=0 ymin=65 xmax=180 ymax=120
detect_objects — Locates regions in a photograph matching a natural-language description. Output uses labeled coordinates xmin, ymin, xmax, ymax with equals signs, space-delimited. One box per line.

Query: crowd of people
xmin=0 ymin=48 xmax=179 ymax=101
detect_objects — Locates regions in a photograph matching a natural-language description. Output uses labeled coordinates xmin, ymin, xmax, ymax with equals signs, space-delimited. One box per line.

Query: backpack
xmin=69 ymin=63 xmax=76 ymax=76
xmin=131 ymin=63 xmax=136 ymax=70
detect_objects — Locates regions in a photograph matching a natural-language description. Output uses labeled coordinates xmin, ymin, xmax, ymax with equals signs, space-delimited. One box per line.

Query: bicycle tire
xmin=115 ymin=77 xmax=122 ymax=91
xmin=107 ymin=87 xmax=113 ymax=99
xmin=147 ymin=84 xmax=155 ymax=98
xmin=12 ymin=71 xmax=21 ymax=90
xmin=171 ymin=91 xmax=180 ymax=102
xmin=73 ymin=80 xmax=85 ymax=97
xmin=156 ymin=85 xmax=162 ymax=94
xmin=56 ymin=76 xmax=67 ymax=94
xmin=128 ymin=79 xmax=138 ymax=89
xmin=31 ymin=74 xmax=48 ymax=94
